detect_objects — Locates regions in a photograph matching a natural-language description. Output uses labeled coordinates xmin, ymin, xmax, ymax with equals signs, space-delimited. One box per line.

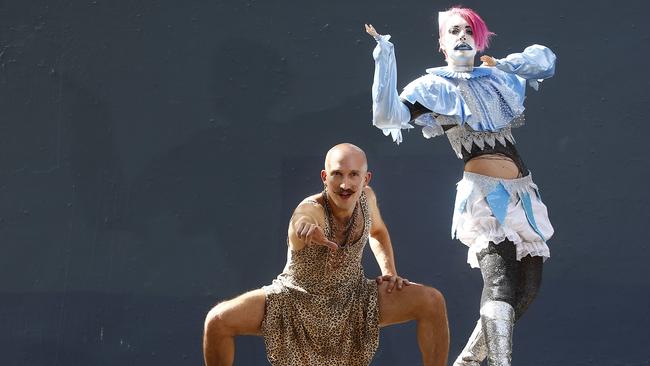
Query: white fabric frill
xmin=453 ymin=172 xmax=554 ymax=268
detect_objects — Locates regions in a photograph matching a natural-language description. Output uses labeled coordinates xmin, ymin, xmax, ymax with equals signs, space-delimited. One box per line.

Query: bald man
xmin=203 ymin=143 xmax=449 ymax=366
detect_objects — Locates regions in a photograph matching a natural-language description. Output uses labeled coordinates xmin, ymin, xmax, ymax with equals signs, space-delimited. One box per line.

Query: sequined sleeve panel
xmin=261 ymin=192 xmax=380 ymax=366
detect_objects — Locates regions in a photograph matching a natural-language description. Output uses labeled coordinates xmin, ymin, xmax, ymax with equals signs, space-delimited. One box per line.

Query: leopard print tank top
xmin=261 ymin=191 xmax=380 ymax=366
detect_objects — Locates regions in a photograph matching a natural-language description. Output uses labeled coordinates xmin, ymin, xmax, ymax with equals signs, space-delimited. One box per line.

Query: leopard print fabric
xmin=261 ymin=191 xmax=379 ymax=366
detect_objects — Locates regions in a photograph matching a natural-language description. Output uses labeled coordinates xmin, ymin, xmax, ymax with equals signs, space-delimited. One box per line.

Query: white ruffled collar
xmin=426 ymin=66 xmax=492 ymax=79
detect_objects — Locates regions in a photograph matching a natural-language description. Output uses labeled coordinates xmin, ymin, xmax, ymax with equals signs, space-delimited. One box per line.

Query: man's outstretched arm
xmin=288 ymin=198 xmax=338 ymax=252
xmin=365 ymin=186 xmax=410 ymax=292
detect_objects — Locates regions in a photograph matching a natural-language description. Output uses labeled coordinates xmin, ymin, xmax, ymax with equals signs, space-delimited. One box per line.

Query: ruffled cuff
xmin=380 ymin=123 xmax=414 ymax=144
xmin=465 ymin=227 xmax=551 ymax=268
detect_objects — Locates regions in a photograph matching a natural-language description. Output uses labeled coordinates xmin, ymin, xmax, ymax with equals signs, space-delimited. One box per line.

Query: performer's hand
xmin=480 ymin=55 xmax=497 ymax=67
xmin=295 ymin=221 xmax=339 ymax=250
xmin=376 ymin=274 xmax=410 ymax=293
xmin=364 ymin=23 xmax=380 ymax=39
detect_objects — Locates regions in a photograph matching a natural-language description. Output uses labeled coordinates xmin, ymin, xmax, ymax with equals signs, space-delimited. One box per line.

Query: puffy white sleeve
xmin=495 ymin=44 xmax=556 ymax=90
xmin=370 ymin=34 xmax=413 ymax=144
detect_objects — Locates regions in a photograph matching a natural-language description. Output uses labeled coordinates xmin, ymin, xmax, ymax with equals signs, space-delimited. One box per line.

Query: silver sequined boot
xmin=453 ymin=319 xmax=487 ymax=366
xmin=480 ymin=301 xmax=515 ymax=366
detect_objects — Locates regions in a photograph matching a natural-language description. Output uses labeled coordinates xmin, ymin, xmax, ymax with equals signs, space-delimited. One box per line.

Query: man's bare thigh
xmin=210 ymin=289 xmax=267 ymax=336
xmin=378 ymin=282 xmax=437 ymax=327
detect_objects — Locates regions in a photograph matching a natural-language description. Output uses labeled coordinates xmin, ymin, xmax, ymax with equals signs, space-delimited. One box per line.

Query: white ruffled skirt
xmin=452 ymin=171 xmax=553 ymax=268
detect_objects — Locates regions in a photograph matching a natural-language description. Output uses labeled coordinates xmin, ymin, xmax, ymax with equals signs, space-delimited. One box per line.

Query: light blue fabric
xmin=400 ymin=73 xmax=468 ymax=122
xmin=427 ymin=67 xmax=526 ymax=131
xmin=520 ymin=191 xmax=546 ymax=241
xmin=370 ymin=35 xmax=413 ymax=144
xmin=485 ymin=182 xmax=510 ymax=225
xmin=495 ymin=44 xmax=556 ymax=90
xmin=370 ymin=35 xmax=556 ymax=143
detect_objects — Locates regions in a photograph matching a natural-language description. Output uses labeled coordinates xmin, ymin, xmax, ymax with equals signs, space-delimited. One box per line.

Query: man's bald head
xmin=324 ymin=143 xmax=368 ymax=173
xmin=321 ymin=143 xmax=371 ymax=212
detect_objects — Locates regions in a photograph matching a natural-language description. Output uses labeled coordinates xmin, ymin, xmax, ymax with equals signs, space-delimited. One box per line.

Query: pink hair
xmin=439 ymin=7 xmax=495 ymax=52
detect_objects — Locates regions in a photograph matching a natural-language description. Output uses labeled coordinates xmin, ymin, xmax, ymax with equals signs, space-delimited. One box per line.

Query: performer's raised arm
xmin=365 ymin=24 xmax=413 ymax=144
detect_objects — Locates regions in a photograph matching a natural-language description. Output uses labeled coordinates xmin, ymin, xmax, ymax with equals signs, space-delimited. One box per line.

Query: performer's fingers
xmin=403 ymin=279 xmax=411 ymax=286
xmin=324 ymin=239 xmax=339 ymax=251
xmin=311 ymin=228 xmax=325 ymax=244
xmin=301 ymin=222 xmax=313 ymax=236
xmin=310 ymin=227 xmax=336 ymax=250
xmin=375 ymin=276 xmax=383 ymax=284
xmin=309 ymin=225 xmax=323 ymax=246
xmin=299 ymin=224 xmax=311 ymax=240
xmin=396 ymin=277 xmax=403 ymax=290
xmin=295 ymin=222 xmax=305 ymax=238
xmin=300 ymin=224 xmax=313 ymax=243
xmin=387 ymin=276 xmax=397 ymax=292
xmin=480 ymin=55 xmax=496 ymax=66
xmin=305 ymin=225 xmax=317 ymax=238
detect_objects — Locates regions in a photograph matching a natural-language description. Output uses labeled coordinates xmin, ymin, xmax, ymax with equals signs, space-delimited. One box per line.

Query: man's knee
xmin=204 ymin=302 xmax=232 ymax=337
xmin=204 ymin=290 xmax=266 ymax=338
xmin=419 ymin=287 xmax=446 ymax=316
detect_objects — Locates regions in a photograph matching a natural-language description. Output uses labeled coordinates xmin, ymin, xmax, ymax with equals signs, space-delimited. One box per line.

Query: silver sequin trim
xmin=444 ymin=124 xmax=517 ymax=159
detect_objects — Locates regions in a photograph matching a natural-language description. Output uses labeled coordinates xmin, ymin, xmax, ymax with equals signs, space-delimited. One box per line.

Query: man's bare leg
xmin=378 ymin=282 xmax=449 ymax=366
xmin=203 ymin=289 xmax=266 ymax=366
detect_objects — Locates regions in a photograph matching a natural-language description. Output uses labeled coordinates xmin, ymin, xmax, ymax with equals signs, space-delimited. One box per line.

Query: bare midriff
xmin=464 ymin=154 xmax=520 ymax=179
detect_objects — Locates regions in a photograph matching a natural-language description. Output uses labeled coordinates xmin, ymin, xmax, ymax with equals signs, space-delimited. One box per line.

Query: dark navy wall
xmin=1 ymin=0 xmax=648 ymax=364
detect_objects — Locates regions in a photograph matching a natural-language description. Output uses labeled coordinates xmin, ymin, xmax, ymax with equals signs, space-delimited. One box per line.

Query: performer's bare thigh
xmin=209 ymin=289 xmax=266 ymax=336
xmin=378 ymin=282 xmax=439 ymax=327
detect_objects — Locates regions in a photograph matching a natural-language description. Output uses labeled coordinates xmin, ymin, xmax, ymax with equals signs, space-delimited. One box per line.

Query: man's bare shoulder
xmin=293 ymin=193 xmax=326 ymax=219
xmin=364 ymin=186 xmax=378 ymax=203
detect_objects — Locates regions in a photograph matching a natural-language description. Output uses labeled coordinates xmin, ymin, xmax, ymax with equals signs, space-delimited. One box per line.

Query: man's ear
xmin=364 ymin=171 xmax=372 ymax=187
xmin=321 ymin=170 xmax=327 ymax=184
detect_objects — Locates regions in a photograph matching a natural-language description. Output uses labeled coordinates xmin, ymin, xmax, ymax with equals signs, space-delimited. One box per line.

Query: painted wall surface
xmin=1 ymin=0 xmax=648 ymax=364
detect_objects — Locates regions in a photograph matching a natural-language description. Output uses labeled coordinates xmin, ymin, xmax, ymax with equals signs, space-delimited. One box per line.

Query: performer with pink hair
xmin=366 ymin=6 xmax=556 ymax=366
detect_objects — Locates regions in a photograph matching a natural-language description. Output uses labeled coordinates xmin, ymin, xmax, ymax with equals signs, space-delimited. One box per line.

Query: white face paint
xmin=439 ymin=14 xmax=477 ymax=70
